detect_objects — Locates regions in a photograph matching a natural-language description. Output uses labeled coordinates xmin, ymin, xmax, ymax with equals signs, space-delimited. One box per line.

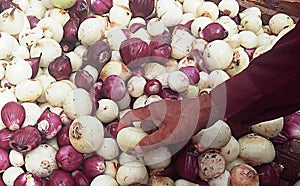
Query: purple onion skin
xmin=188 ymin=49 xmax=208 ymax=73
xmin=85 ymin=40 xmax=112 ymax=71
xmin=129 ymin=0 xmax=154 ymax=18
xmin=0 ymin=176 xmax=4 ymax=186
xmin=91 ymin=0 xmax=113 ymax=15
xmin=283 ymin=112 xmax=300 ymax=140
xmin=159 ymin=88 xmax=183 ymax=100
xmin=149 ymin=43 xmax=171 ymax=65
xmin=119 ymin=37 xmax=150 ymax=67
xmin=174 ymin=146 xmax=199 ymax=182
xmin=152 ymin=162 xmax=178 ymax=180
xmin=144 ymin=79 xmax=163 ymax=96
xmin=1 ymin=101 xmax=25 ymax=131
xmin=74 ymin=69 xmax=94 ymax=91
xmin=105 ymin=121 xmax=119 ymax=139
xmin=245 ymin=48 xmax=256 ymax=61
xmin=27 ymin=15 xmax=40 ymax=29
xmin=63 ymin=17 xmax=80 ymax=42
xmin=200 ymin=22 xmax=228 ymax=42
xmin=14 ymin=172 xmax=43 ymax=186
xmin=37 ymin=108 xmax=63 ymax=139
xmin=56 ymin=145 xmax=84 ymax=172
xmin=101 ymin=75 xmax=126 ymax=101
xmin=48 ymin=55 xmax=72 ymax=81
xmin=71 ymin=170 xmax=91 ymax=186
xmin=180 ymin=66 xmax=200 ymax=84
xmin=57 ymin=125 xmax=71 ymax=147
xmin=82 ymin=155 xmax=106 ymax=179
xmin=131 ymin=66 xmax=145 ymax=76
xmin=0 ymin=128 xmax=14 ymax=150
xmin=89 ymin=81 xmax=103 ymax=114
xmin=41 ymin=178 xmax=48 ymax=186
xmin=129 ymin=23 xmax=146 ymax=33
xmin=25 ymin=57 xmax=41 ymax=78
xmin=48 ymin=169 xmax=76 ymax=186
xmin=256 ymin=162 xmax=283 ymax=186
xmin=68 ymin=0 xmax=89 ymax=22
xmin=9 ymin=126 xmax=42 ymax=153
xmin=0 ymin=148 xmax=9 ymax=172
xmin=60 ymin=40 xmax=77 ymax=53
xmin=0 ymin=0 xmax=18 ymax=13
xmin=271 ymin=132 xmax=288 ymax=144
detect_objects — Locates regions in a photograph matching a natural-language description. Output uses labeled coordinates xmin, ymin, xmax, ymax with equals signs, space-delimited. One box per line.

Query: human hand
xmin=117 ymin=95 xmax=212 ymax=153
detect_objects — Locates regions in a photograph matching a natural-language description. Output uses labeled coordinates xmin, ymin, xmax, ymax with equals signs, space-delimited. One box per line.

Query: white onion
xmin=0 ymin=8 xmax=25 ymax=35
xmin=118 ymin=152 xmax=144 ymax=165
xmin=106 ymin=27 xmax=130 ymax=51
xmin=156 ymin=73 xmax=170 ymax=88
xmin=25 ymin=1 xmax=47 ymax=19
xmin=5 ymin=57 xmax=32 ymax=85
xmin=91 ymin=175 xmax=118 ymax=186
xmin=143 ymin=62 xmax=167 ymax=80
xmin=196 ymin=1 xmax=219 ymax=21
xmin=208 ymin=170 xmax=230 ymax=186
xmin=25 ymin=144 xmax=58 ymax=177
xmin=165 ymin=58 xmax=180 ymax=73
xmin=226 ymin=47 xmax=250 ymax=77
xmin=109 ymin=5 xmax=132 ymax=27
xmin=11 ymin=45 xmax=30 ymax=59
xmin=218 ymin=0 xmax=239 ymax=18
xmin=183 ymin=0 xmax=203 ymax=15
xmin=238 ymin=133 xmax=276 ymax=166
xmin=224 ymin=33 xmax=241 ymax=49
xmin=239 ymin=7 xmax=261 ymax=20
xmin=215 ymin=16 xmax=238 ymax=36
xmin=0 ymin=32 xmax=19 ymax=59
xmin=65 ymin=51 xmax=83 ymax=72
xmin=181 ymin=12 xmax=196 ymax=24
xmin=191 ymin=16 xmax=213 ymax=37
xmin=145 ymin=95 xmax=163 ymax=105
xmin=74 ymin=45 xmax=87 ymax=58
xmin=225 ymin=157 xmax=245 ymax=171
xmin=9 ymin=150 xmax=24 ymax=167
xmin=160 ymin=5 xmax=183 ymax=27
xmin=252 ymin=44 xmax=273 ymax=59
xmin=156 ymin=0 xmax=176 ymax=17
xmin=15 ymin=79 xmax=43 ymax=102
xmin=37 ymin=17 xmax=64 ymax=42
xmin=116 ymin=161 xmax=149 ymax=185
xmin=147 ymin=18 xmax=166 ymax=36
xmin=2 ymin=166 xmax=24 ymax=186
xmin=78 ymin=16 xmax=108 ymax=46
xmin=240 ymin=14 xmax=262 ymax=34
xmin=117 ymin=127 xmax=148 ymax=153
xmin=168 ymin=70 xmax=190 ymax=92
xmin=18 ymin=27 xmax=44 ymax=48
xmin=45 ymin=80 xmax=73 ymax=107
xmin=35 ymin=74 xmax=56 ymax=103
xmin=198 ymin=71 xmax=210 ymax=90
xmin=13 ymin=0 xmax=30 ymax=11
xmin=251 ymin=117 xmax=284 ymax=138
xmin=103 ymin=159 xmax=118 ymax=178
xmin=208 ymin=70 xmax=230 ymax=88
xmin=181 ymin=85 xmax=199 ymax=98
xmin=203 ymin=40 xmax=233 ymax=71
xmin=171 ymin=29 xmax=195 ymax=59
xmin=96 ymin=138 xmax=119 ymax=160
xmin=220 ymin=136 xmax=240 ymax=163
xmin=0 ymin=60 xmax=6 ymax=80
xmin=116 ymin=91 xmax=131 ymax=110
xmin=269 ymin=13 xmax=294 ymax=35
xmin=127 ymin=76 xmax=147 ymax=98
xmin=63 ymin=88 xmax=93 ymax=120
xmin=21 ymin=102 xmax=42 ymax=127
xmin=133 ymin=95 xmax=148 ymax=109
xmin=238 ymin=30 xmax=258 ymax=49
xmin=44 ymin=8 xmax=70 ymax=26
xmin=30 ymin=38 xmax=62 ymax=68
xmin=69 ymin=115 xmax=104 ymax=154
xmin=100 ymin=60 xmax=132 ymax=81
xmin=175 ymin=179 xmax=200 ymax=186
xmin=41 ymin=0 xmax=55 ymax=9
xmin=95 ymin=99 xmax=119 ymax=123
xmin=143 ymin=146 xmax=172 ymax=170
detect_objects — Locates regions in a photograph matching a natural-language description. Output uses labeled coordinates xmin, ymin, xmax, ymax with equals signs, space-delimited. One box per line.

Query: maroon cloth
xmin=211 ymin=21 xmax=300 ymax=137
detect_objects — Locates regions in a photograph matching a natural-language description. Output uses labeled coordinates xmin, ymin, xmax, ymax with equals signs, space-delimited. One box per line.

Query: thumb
xmin=117 ymin=106 xmax=152 ymax=131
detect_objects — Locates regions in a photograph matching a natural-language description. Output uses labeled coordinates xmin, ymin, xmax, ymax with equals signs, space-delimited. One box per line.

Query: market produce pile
xmin=0 ymin=0 xmax=299 ymax=185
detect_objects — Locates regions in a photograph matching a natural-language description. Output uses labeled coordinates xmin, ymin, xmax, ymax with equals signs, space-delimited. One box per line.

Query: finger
xmin=117 ymin=106 xmax=152 ymax=131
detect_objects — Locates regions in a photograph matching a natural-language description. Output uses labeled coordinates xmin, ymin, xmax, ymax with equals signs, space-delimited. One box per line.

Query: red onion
xmin=74 ymin=69 xmax=94 ymax=91
xmin=9 ymin=126 xmax=42 ymax=153
xmin=91 ymin=0 xmax=113 ymax=15
xmin=105 ymin=121 xmax=119 ymax=139
xmin=27 ymin=15 xmax=40 ymax=29
xmin=37 ymin=108 xmax=63 ymax=139
xmin=129 ymin=0 xmax=155 ymax=18
xmin=48 ymin=169 xmax=76 ymax=186
xmin=25 ymin=57 xmax=41 ymax=79
xmin=144 ymin=79 xmax=162 ymax=96
xmin=152 ymin=163 xmax=178 ymax=180
xmin=68 ymin=0 xmax=89 ymax=22
xmin=14 ymin=172 xmax=43 ymax=186
xmin=271 ymin=132 xmax=288 ymax=144
xmin=0 ymin=148 xmax=9 ymax=173
xmin=71 ymin=170 xmax=91 ymax=186
xmin=89 ymin=81 xmax=103 ymax=114
xmin=0 ymin=0 xmax=18 ymax=12
xmin=174 ymin=147 xmax=199 ymax=182
xmin=1 ymin=101 xmax=25 ymax=131
xmin=57 ymin=125 xmax=71 ymax=147
xmin=283 ymin=111 xmax=300 ymax=140
xmin=0 ymin=176 xmax=4 ymax=186
xmin=41 ymin=178 xmax=48 ymax=186
xmin=149 ymin=34 xmax=172 ymax=65
xmin=119 ymin=37 xmax=150 ymax=67
xmin=48 ymin=55 xmax=72 ymax=81
xmin=63 ymin=17 xmax=80 ymax=42
xmin=0 ymin=128 xmax=14 ymax=150
xmin=101 ymin=75 xmax=126 ymax=101
xmin=159 ymin=88 xmax=183 ymax=100
xmin=256 ymin=162 xmax=283 ymax=186
xmin=56 ymin=145 xmax=84 ymax=172
xmin=60 ymin=40 xmax=77 ymax=53
xmin=82 ymin=155 xmax=106 ymax=179
xmin=129 ymin=23 xmax=146 ymax=33
xmin=200 ymin=22 xmax=228 ymax=42
xmin=180 ymin=66 xmax=200 ymax=84
xmin=85 ymin=40 xmax=112 ymax=71
xmin=131 ymin=66 xmax=145 ymax=76
xmin=245 ymin=48 xmax=256 ymax=60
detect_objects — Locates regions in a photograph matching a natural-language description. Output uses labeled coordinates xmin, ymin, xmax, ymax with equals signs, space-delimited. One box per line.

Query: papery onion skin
xmin=159 ymin=88 xmax=183 ymax=100
xmin=0 ymin=128 xmax=14 ymax=150
xmin=180 ymin=66 xmax=200 ymax=84
xmin=82 ymin=155 xmax=106 ymax=179
xmin=119 ymin=37 xmax=150 ymax=67
xmin=256 ymin=162 xmax=283 ymax=186
xmin=144 ymin=79 xmax=163 ymax=96
xmin=283 ymin=111 xmax=300 ymax=140
xmin=105 ymin=121 xmax=119 ymax=139
xmin=0 ymin=148 xmax=9 ymax=173
xmin=91 ymin=0 xmax=113 ymax=15
xmin=48 ymin=169 xmax=76 ymax=186
xmin=74 ymin=69 xmax=94 ymax=91
xmin=37 ymin=108 xmax=63 ymax=139
xmin=129 ymin=0 xmax=154 ymax=18
xmin=25 ymin=56 xmax=41 ymax=79
xmin=9 ymin=126 xmax=42 ymax=153
xmin=200 ymin=22 xmax=228 ymax=42
xmin=57 ymin=125 xmax=71 ymax=147
xmin=13 ymin=172 xmax=43 ymax=186
xmin=1 ymin=101 xmax=25 ymax=131
xmin=55 ymin=145 xmax=84 ymax=172
xmin=48 ymin=55 xmax=72 ymax=81
xmin=68 ymin=0 xmax=89 ymax=22
xmin=63 ymin=17 xmax=80 ymax=42
xmin=89 ymin=81 xmax=103 ymax=114
xmin=71 ymin=170 xmax=91 ymax=186
xmin=101 ymin=75 xmax=126 ymax=101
